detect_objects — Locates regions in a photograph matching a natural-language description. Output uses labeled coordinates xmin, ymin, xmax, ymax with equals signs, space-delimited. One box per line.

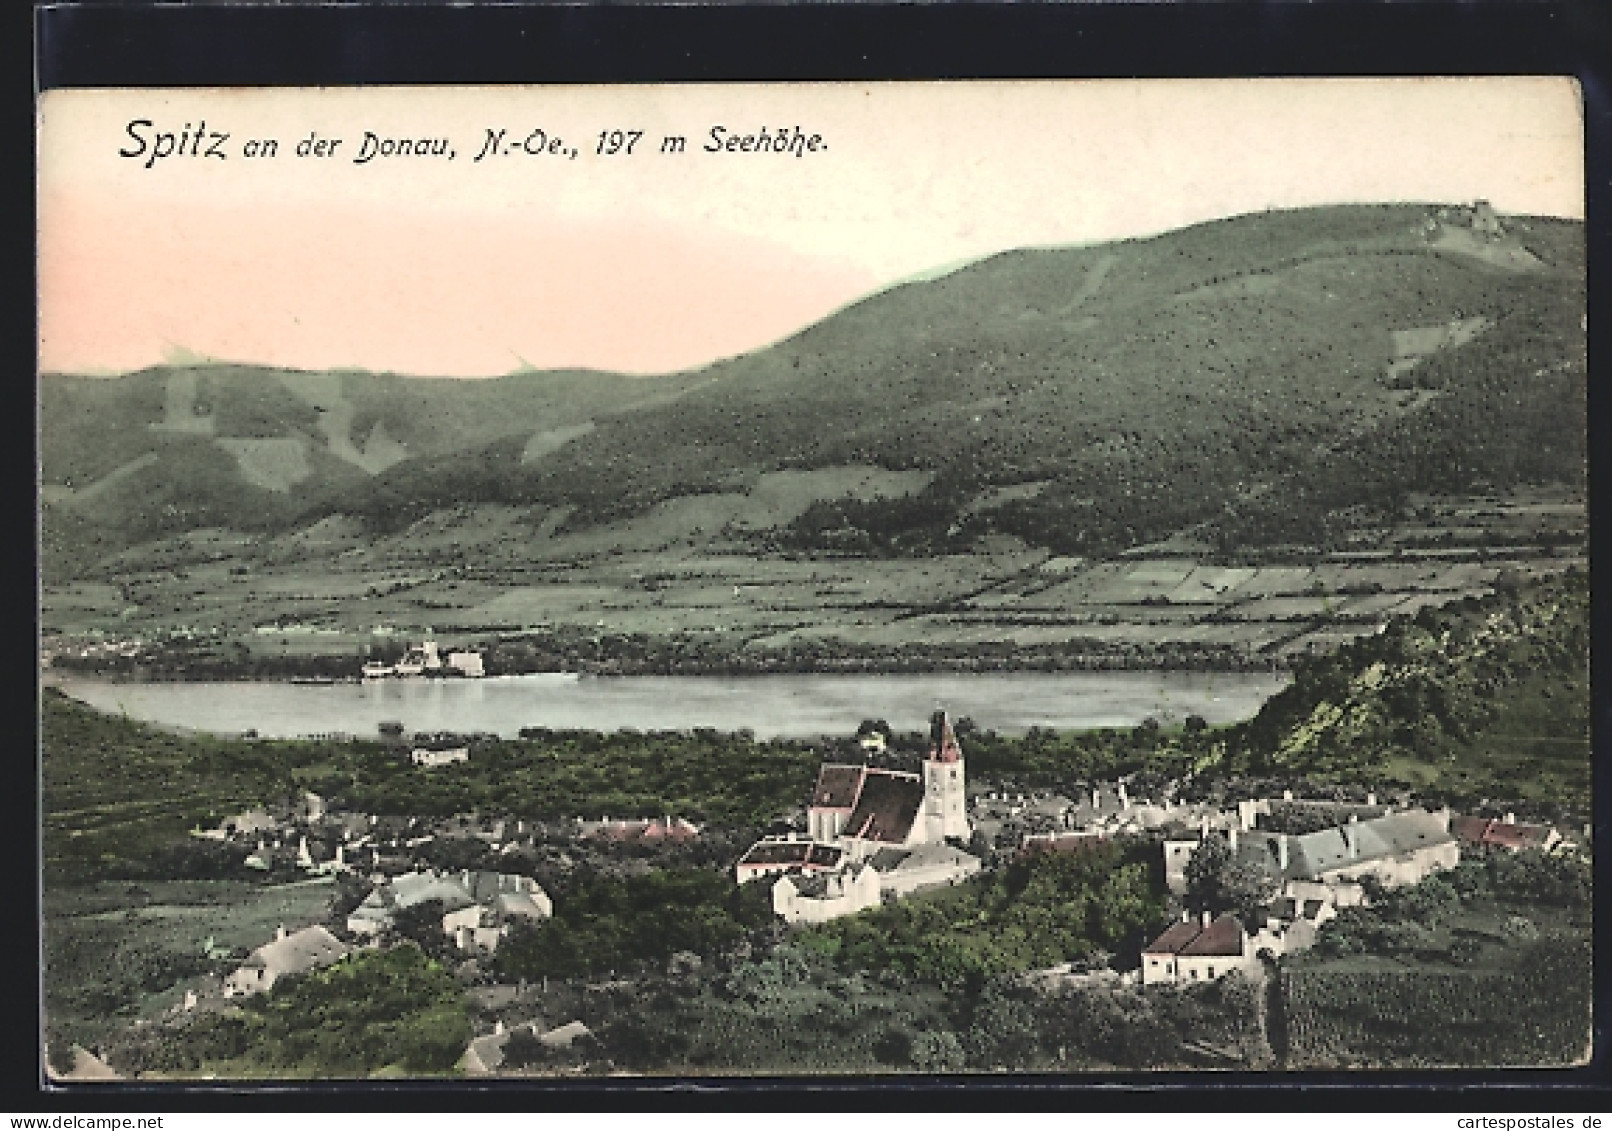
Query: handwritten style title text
xmin=117 ymin=120 xmax=829 ymax=168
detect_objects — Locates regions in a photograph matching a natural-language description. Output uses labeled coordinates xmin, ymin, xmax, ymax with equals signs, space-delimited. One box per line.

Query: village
xmin=56 ymin=702 xmax=1580 ymax=1080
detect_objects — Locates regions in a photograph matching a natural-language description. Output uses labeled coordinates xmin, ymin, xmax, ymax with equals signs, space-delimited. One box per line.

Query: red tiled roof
xmin=594 ymin=818 xmax=700 ymax=844
xmin=1452 ymin=816 xmax=1554 ymax=850
xmin=1144 ymin=915 xmax=1246 ymax=957
xmin=811 ymin=764 xmax=866 ymax=810
xmin=1143 ymin=921 xmax=1202 ymax=955
xmin=642 ymin=821 xmax=699 ymax=843
xmin=1179 ymin=916 xmax=1246 ymax=957
xmin=843 ymin=769 xmax=925 ymax=844
xmin=1482 ymin=822 xmax=1553 ymax=849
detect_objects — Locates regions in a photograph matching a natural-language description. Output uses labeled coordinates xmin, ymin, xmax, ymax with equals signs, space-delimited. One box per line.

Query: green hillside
xmin=40 ymin=689 xmax=293 ymax=883
xmin=41 ymin=203 xmax=1585 ymax=581
xmin=1227 ymin=568 xmax=1590 ymax=817
xmin=501 ymin=204 xmax=1585 ymax=555
xmin=39 ymin=365 xmax=706 ymax=576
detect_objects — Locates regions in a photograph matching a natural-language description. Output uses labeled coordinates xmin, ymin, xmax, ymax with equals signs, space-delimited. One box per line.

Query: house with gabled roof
xmin=461 ymin=1019 xmax=594 ymax=1076
xmin=1247 ymin=891 xmax=1337 ymax=960
xmin=1141 ymin=912 xmax=1254 ymax=986
xmin=210 ymin=807 xmax=278 ymax=841
xmin=347 ymin=870 xmax=477 ymax=934
xmin=442 ymin=874 xmax=553 ymax=952
xmin=411 ymin=746 xmax=469 ymax=768
xmin=840 ymin=767 xmax=929 ymax=852
xmin=1168 ymin=809 xmax=1456 ymax=905
xmin=1250 ymin=809 xmax=1458 ymax=889
xmin=1451 ymin=814 xmax=1560 ymax=854
xmin=582 ymin=815 xmax=701 ymax=845
xmin=50 ymin=1046 xmax=122 ymax=1082
xmin=347 ymin=868 xmax=552 ymax=952
xmin=463 ymin=1022 xmax=520 ymax=1076
xmin=223 ymin=925 xmax=349 ymax=998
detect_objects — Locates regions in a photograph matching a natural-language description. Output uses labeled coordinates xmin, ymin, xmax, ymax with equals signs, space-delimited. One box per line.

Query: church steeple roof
xmin=928 ymin=710 xmax=962 ymax=764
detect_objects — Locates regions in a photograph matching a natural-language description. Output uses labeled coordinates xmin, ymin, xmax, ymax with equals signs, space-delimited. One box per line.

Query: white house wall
xmin=1320 ymin=842 xmax=1459 ymax=889
xmin=1173 ymin=951 xmax=1256 ymax=984
xmin=772 ymin=870 xmax=881 ymax=925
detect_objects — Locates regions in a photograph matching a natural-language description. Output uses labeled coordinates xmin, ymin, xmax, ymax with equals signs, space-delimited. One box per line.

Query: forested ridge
xmin=1225 ymin=569 xmax=1589 ymax=813
xmin=43 ymin=204 xmax=1584 ymax=578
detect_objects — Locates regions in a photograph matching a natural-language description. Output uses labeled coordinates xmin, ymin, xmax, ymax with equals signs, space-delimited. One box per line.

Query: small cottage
xmin=1141 ymin=913 xmax=1253 ymax=987
xmin=223 ymin=925 xmax=349 ymax=998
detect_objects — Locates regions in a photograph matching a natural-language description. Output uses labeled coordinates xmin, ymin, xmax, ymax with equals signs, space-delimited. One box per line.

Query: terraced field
xmin=40 ymin=476 xmax=1583 ymax=675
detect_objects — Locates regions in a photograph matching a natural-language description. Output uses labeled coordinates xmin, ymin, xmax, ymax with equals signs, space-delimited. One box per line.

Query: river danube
xmin=54 ymin=671 xmax=1289 ymax=740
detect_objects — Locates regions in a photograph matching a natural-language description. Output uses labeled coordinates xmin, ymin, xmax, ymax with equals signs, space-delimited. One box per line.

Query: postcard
xmin=37 ymin=78 xmax=1589 ymax=1081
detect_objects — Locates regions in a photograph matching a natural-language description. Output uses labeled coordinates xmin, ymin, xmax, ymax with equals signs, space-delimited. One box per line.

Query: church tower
xmin=922 ymin=710 xmax=971 ymax=842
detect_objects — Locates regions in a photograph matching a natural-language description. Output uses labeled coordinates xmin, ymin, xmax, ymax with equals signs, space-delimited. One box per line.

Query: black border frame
xmin=22 ymin=0 xmax=1612 ymax=1110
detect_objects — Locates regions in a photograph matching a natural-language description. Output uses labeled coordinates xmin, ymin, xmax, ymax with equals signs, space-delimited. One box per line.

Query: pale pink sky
xmin=38 ymin=80 xmax=1584 ymax=377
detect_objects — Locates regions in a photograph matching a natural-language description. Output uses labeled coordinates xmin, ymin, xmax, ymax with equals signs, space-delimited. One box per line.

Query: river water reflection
xmin=54 ymin=670 xmax=1289 ymax=740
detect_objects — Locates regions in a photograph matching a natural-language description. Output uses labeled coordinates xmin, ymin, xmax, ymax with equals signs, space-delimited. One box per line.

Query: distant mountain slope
xmin=1227 ymin=569 xmax=1590 ymax=816
xmin=41 ymin=204 xmax=1585 ymax=579
xmin=40 ymin=366 xmax=706 ymax=576
xmin=503 ymin=203 xmax=1582 ymax=554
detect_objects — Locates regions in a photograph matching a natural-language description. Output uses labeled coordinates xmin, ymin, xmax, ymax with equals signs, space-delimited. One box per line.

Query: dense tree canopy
xmin=799 ymin=840 xmax=1168 ymax=986
xmin=163 ymin=946 xmax=470 ymax=1077
xmin=491 ymin=867 xmax=774 ymax=982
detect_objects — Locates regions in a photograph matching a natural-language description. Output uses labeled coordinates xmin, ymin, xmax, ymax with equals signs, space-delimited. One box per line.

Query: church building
xmin=804 ymin=709 xmax=970 ymax=855
xmin=736 ymin=710 xmax=980 ymax=921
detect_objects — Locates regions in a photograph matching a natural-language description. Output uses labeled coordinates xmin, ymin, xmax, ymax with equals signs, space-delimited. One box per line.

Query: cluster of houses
xmin=40 ymin=635 xmax=144 ymax=667
xmin=1140 ymin=793 xmax=1564 ymax=987
xmin=197 ymin=789 xmax=706 ymax=880
xmin=977 ymin=781 xmax=1562 ymax=989
xmin=194 ymin=790 xmax=369 ymax=875
xmin=156 ymin=703 xmax=1575 ymax=1081
xmin=202 ymin=867 xmax=556 ymax=1005
xmin=731 ymin=710 xmax=1570 ymax=991
xmin=972 ymin=779 xmax=1223 ymax=850
xmin=183 ymin=792 xmax=714 ymax=1019
xmin=346 ymin=868 xmax=553 ymax=952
